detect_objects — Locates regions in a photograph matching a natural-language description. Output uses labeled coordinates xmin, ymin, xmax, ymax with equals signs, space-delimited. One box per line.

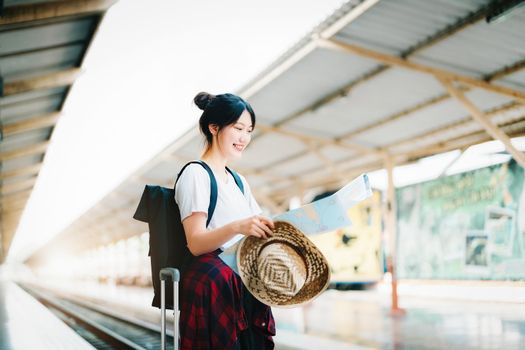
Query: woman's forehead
xmin=237 ymin=110 xmax=253 ymax=125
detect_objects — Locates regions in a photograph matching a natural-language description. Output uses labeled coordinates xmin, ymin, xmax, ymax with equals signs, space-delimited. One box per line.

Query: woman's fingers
xmin=255 ymin=216 xmax=273 ymax=237
xmin=259 ymin=216 xmax=275 ymax=229
xmin=259 ymin=221 xmax=273 ymax=237
xmin=257 ymin=216 xmax=274 ymax=232
xmin=240 ymin=216 xmax=275 ymax=239
xmin=252 ymin=225 xmax=266 ymax=239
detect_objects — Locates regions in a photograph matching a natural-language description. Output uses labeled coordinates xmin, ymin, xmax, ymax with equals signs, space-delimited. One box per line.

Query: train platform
xmin=17 ymin=277 xmax=525 ymax=350
xmin=0 ymin=280 xmax=95 ymax=350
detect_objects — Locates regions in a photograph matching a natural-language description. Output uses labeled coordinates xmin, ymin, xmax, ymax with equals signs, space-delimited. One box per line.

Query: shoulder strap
xmin=174 ymin=161 xmax=218 ymax=228
xmin=226 ymin=167 xmax=244 ymax=194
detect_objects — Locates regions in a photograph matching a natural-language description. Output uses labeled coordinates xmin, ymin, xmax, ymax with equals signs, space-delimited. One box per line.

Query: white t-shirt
xmin=174 ymin=162 xmax=262 ymax=250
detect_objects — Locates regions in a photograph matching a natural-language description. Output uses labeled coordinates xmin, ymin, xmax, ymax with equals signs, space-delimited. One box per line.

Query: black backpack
xmin=133 ymin=160 xmax=244 ymax=309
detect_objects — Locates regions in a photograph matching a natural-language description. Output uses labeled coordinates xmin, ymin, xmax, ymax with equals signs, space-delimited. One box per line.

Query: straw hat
xmin=237 ymin=221 xmax=331 ymax=307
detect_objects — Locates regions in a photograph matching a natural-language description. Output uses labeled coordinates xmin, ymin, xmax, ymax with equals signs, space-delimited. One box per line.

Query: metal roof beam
xmin=302 ymin=140 xmax=347 ymax=183
xmin=0 ymin=91 xmax=65 ymax=110
xmin=249 ymin=3 xmax=496 ymax=134
xmin=241 ymin=41 xmax=317 ymax=100
xmin=1 ymin=68 xmax=81 ymax=96
xmin=0 ymin=140 xmax=49 ymax=161
xmin=1 ymin=191 xmax=31 ymax=207
xmin=401 ymin=121 xmax=525 ymax=163
xmin=260 ymin=122 xmax=525 ymax=200
xmin=438 ymin=148 xmax=467 ymax=178
xmin=247 ymin=150 xmax=338 ymax=192
xmin=0 ymin=163 xmax=42 ymax=180
xmin=239 ymin=0 xmax=379 ymax=99
xmin=2 ymin=112 xmax=60 ymax=137
xmin=485 ymin=57 xmax=525 ymax=82
xmin=243 ymin=3 xmax=501 ymax=161
xmin=2 ymin=203 xmax=28 ymax=216
xmin=263 ymin=104 xmax=525 ymax=196
xmin=169 ymin=152 xmax=289 ymax=184
xmin=1 ymin=177 xmax=36 ymax=196
xmin=438 ymin=77 xmax=525 ymax=169
xmin=0 ymin=0 xmax=116 ymax=27
xmin=244 ymin=122 xmax=381 ymax=185
xmin=1 ymin=230 xmax=15 ymax=251
xmin=0 ymin=41 xmax=87 ymax=59
xmin=0 ymin=186 xmax=33 ymax=198
xmin=165 ymin=152 xmax=280 ymax=183
xmin=268 ymin=121 xmax=525 ymax=200
xmin=342 ymin=93 xmax=453 ymax=140
xmin=388 ymin=101 xmax=523 ymax=152
xmin=256 ymin=123 xmax=375 ymax=154
xmin=319 ymin=0 xmax=380 ymax=39
xmin=2 ymin=221 xmax=18 ymax=232
xmin=318 ymin=38 xmax=525 ymax=103
xmin=1 ymin=208 xmax=24 ymax=218
xmin=238 ymin=167 xmax=289 ymax=184
xmin=339 ymin=60 xmax=524 ymax=142
xmin=269 ymin=160 xmax=382 ymax=200
xmin=2 ymin=220 xmax=20 ymax=235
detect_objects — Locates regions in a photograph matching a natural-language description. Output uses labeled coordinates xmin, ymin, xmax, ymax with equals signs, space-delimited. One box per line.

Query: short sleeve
xmin=240 ymin=174 xmax=262 ymax=215
xmin=174 ymin=164 xmax=211 ymax=222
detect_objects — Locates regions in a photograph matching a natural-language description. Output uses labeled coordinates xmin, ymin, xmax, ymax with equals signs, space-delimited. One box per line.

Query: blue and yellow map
xmin=273 ymin=174 xmax=372 ymax=235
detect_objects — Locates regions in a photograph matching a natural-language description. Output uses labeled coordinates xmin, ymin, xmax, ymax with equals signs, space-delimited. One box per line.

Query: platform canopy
xmin=0 ymin=0 xmax=117 ymax=262
xmin=26 ymin=0 xmax=525 ymax=264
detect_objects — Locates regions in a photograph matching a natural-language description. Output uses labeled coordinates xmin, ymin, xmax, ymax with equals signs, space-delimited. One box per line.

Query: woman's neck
xmin=201 ymin=149 xmax=228 ymax=175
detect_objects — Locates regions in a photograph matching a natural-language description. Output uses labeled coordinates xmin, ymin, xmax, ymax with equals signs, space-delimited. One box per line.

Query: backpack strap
xmin=226 ymin=167 xmax=244 ymax=194
xmin=175 ymin=161 xmax=218 ymax=228
xmin=175 ymin=161 xmax=245 ymax=228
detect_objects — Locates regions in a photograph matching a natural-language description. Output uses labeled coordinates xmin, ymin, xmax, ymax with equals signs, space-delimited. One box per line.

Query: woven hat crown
xmin=257 ymin=242 xmax=307 ymax=298
xmin=238 ymin=221 xmax=330 ymax=307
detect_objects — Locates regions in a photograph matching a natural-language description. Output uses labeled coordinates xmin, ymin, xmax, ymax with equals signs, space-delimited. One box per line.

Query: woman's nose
xmin=239 ymin=132 xmax=250 ymax=143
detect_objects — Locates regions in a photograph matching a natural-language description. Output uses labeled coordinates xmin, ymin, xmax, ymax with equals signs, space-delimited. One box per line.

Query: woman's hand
xmin=234 ymin=215 xmax=275 ymax=239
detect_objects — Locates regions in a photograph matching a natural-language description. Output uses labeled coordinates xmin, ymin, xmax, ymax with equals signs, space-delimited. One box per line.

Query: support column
xmin=384 ymin=154 xmax=405 ymax=316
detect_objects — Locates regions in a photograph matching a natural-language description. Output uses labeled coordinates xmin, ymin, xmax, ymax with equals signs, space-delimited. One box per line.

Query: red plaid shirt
xmin=180 ymin=250 xmax=275 ymax=350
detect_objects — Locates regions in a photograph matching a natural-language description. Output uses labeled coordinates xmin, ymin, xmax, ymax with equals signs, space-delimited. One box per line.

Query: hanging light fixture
xmin=486 ymin=0 xmax=525 ymax=24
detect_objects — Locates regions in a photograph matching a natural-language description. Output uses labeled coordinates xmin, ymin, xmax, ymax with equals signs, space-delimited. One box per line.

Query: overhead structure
xmin=0 ymin=0 xmax=117 ymax=263
xmin=27 ymin=0 xmax=525 ymax=299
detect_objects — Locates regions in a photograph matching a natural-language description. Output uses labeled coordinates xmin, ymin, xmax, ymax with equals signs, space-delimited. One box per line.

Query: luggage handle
xmin=160 ymin=268 xmax=180 ymax=350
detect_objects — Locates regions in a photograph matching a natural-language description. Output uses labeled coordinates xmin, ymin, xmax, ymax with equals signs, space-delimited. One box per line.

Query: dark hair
xmin=194 ymin=92 xmax=256 ymax=150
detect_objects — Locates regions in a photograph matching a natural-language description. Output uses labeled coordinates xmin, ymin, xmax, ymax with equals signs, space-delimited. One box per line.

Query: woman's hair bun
xmin=194 ymin=92 xmax=216 ymax=110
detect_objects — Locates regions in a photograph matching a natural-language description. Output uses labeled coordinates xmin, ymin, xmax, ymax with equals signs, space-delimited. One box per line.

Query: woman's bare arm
xmin=182 ymin=213 xmax=274 ymax=256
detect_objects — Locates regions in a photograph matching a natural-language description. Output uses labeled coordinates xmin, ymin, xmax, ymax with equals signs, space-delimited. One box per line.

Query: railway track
xmin=20 ymin=284 xmax=175 ymax=350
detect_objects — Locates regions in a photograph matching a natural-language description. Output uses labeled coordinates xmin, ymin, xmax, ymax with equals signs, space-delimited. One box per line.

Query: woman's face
xmin=215 ymin=109 xmax=253 ymax=160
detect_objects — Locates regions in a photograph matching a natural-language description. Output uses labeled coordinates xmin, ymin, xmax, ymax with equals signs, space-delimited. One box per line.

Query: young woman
xmin=175 ymin=92 xmax=276 ymax=349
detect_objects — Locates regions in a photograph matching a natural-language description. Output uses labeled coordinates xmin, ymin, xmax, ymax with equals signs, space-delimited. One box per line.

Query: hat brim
xmin=237 ymin=220 xmax=331 ymax=307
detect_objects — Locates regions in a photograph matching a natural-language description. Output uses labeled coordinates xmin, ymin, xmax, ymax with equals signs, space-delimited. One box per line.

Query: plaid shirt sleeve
xmin=247 ymin=289 xmax=276 ymax=347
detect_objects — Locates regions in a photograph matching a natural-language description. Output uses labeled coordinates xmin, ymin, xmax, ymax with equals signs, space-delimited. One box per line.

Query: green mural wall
xmin=396 ymin=160 xmax=525 ymax=280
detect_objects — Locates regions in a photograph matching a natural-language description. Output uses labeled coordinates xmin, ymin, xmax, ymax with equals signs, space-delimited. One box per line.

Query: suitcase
xmin=160 ymin=268 xmax=180 ymax=350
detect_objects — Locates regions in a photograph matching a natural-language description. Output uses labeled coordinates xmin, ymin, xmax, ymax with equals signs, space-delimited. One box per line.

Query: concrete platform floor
xmin=18 ymin=278 xmax=525 ymax=350
xmin=0 ymin=281 xmax=95 ymax=350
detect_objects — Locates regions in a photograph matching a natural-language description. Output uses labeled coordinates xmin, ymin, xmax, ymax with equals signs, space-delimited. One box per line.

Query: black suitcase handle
xmin=160 ymin=268 xmax=180 ymax=282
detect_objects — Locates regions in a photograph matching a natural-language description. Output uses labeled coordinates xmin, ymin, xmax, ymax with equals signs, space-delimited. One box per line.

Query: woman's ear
xmin=209 ymin=124 xmax=219 ymax=136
